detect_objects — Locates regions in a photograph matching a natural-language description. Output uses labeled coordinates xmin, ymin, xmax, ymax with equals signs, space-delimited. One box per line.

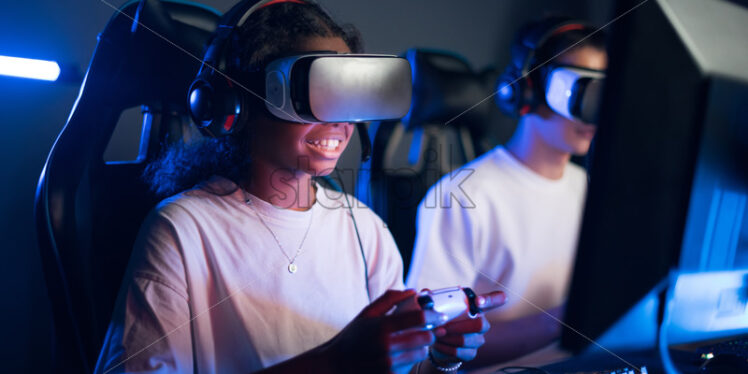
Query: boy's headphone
xmin=495 ymin=17 xmax=592 ymax=118
xmin=187 ymin=0 xmax=307 ymax=137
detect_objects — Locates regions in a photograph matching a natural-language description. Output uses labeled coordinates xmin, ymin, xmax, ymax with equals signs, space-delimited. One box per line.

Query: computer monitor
xmin=561 ymin=0 xmax=748 ymax=353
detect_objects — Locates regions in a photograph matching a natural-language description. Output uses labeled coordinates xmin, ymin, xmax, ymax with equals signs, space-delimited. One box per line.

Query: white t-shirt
xmin=406 ymin=146 xmax=587 ymax=321
xmin=96 ymin=175 xmax=404 ymax=374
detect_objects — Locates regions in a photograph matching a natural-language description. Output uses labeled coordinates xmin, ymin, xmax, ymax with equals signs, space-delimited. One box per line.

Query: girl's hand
xmin=430 ymin=290 xmax=506 ymax=364
xmin=322 ymin=289 xmax=446 ymax=374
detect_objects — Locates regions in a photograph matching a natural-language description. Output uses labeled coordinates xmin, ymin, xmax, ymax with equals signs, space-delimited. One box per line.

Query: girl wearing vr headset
xmin=96 ymin=1 xmax=503 ymax=374
xmin=407 ymin=17 xmax=608 ymax=367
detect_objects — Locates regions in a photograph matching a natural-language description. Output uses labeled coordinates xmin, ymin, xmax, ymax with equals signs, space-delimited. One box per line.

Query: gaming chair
xmin=34 ymin=1 xmax=220 ymax=372
xmin=356 ymin=49 xmax=495 ymax=274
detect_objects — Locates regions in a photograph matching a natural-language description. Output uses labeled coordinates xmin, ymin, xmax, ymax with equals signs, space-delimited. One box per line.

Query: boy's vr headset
xmin=544 ymin=65 xmax=605 ymax=124
xmin=495 ymin=17 xmax=605 ymax=124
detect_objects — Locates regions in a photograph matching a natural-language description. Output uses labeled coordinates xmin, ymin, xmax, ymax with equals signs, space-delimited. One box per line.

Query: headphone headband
xmin=496 ymin=17 xmax=594 ymax=118
xmin=204 ymin=0 xmax=304 ymax=73
xmin=234 ymin=0 xmax=306 ymax=30
xmin=517 ymin=18 xmax=591 ymax=75
xmin=188 ymin=0 xmax=309 ymax=136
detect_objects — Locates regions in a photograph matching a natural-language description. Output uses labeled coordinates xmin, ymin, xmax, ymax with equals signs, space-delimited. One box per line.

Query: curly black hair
xmin=144 ymin=1 xmax=362 ymax=197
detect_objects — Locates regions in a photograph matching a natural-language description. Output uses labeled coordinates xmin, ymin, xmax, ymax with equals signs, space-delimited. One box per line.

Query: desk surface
xmin=467 ymin=346 xmax=703 ymax=374
xmin=468 ymin=342 xmax=570 ymax=374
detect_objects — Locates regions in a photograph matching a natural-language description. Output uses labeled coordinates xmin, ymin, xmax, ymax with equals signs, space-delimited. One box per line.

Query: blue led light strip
xmin=0 ymin=55 xmax=60 ymax=81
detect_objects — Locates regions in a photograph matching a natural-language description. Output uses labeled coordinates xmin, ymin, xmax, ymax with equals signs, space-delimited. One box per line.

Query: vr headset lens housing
xmin=265 ymin=54 xmax=412 ymax=123
xmin=545 ymin=66 xmax=605 ymax=124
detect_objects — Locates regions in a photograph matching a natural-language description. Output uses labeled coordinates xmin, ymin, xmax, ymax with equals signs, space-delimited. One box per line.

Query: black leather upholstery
xmin=34 ymin=1 xmax=219 ymax=372
xmin=356 ymin=49 xmax=495 ymax=275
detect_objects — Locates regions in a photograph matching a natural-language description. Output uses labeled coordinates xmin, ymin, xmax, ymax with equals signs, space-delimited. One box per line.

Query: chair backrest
xmin=356 ymin=49 xmax=495 ymax=274
xmin=34 ymin=1 xmax=219 ymax=372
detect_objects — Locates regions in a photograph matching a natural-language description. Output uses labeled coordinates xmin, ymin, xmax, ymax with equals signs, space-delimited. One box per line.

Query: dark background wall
xmin=0 ymin=0 xmax=611 ymax=371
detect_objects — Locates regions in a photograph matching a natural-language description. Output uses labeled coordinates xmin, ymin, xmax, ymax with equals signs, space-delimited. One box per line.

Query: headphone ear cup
xmin=188 ymin=75 xmax=245 ymax=137
xmin=495 ymin=69 xmax=523 ymax=118
xmin=523 ymin=68 xmax=545 ymax=113
xmin=188 ymin=77 xmax=216 ymax=129
xmin=213 ymin=81 xmax=244 ymax=136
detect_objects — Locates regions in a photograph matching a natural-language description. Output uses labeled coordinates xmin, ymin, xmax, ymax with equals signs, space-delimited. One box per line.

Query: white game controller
xmin=394 ymin=287 xmax=480 ymax=328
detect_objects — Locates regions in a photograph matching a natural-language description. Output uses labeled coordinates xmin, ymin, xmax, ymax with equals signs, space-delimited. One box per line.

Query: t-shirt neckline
xmin=199 ymin=175 xmax=345 ymax=226
xmin=494 ymin=146 xmax=574 ymax=190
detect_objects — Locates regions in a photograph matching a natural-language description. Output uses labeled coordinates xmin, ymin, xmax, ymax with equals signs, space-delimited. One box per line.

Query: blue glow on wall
xmin=0 ymin=55 xmax=60 ymax=81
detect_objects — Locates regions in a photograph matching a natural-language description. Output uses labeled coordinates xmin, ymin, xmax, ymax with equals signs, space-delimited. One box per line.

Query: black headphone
xmin=495 ymin=17 xmax=592 ymax=118
xmin=186 ymin=0 xmax=372 ymax=162
xmin=187 ymin=0 xmax=307 ymax=137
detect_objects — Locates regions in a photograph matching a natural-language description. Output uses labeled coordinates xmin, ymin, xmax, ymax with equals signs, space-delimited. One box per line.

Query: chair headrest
xmin=93 ymin=0 xmax=220 ymax=110
xmin=402 ymin=49 xmax=489 ymax=130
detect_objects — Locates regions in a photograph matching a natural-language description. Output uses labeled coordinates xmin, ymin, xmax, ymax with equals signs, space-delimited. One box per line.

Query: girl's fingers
xmin=390 ymin=345 xmax=430 ymax=369
xmin=387 ymin=329 xmax=435 ymax=352
xmin=476 ymin=290 xmax=507 ymax=312
xmin=435 ymin=332 xmax=485 ymax=348
xmin=440 ymin=314 xmax=490 ymax=335
xmin=432 ymin=342 xmax=478 ymax=362
xmin=362 ymin=289 xmax=417 ymax=317
xmin=383 ymin=310 xmax=446 ymax=332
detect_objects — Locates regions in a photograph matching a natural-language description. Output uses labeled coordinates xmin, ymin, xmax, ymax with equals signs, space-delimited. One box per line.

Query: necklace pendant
xmin=288 ymin=263 xmax=298 ymax=274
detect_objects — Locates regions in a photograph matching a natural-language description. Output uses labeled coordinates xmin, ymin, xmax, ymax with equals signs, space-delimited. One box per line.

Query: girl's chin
xmin=303 ymin=160 xmax=340 ymax=176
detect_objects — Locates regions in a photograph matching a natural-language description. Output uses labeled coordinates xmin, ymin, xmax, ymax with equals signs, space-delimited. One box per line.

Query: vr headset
xmin=188 ymin=52 xmax=411 ymax=137
xmin=544 ymin=65 xmax=605 ymax=124
xmin=265 ymin=53 xmax=412 ymax=123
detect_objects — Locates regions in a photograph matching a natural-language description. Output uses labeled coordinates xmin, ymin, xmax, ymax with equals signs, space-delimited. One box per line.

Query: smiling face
xmin=529 ymin=45 xmax=608 ymax=156
xmin=250 ymin=36 xmax=354 ymax=177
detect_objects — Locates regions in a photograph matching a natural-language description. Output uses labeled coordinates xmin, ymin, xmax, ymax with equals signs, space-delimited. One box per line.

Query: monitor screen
xmin=561 ymin=0 xmax=748 ymax=353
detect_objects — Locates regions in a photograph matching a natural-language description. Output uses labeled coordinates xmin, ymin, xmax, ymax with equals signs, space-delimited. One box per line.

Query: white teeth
xmin=307 ymin=138 xmax=341 ymax=150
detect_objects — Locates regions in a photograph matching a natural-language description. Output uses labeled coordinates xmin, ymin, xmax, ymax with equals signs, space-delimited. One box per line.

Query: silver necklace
xmin=244 ymin=195 xmax=314 ymax=274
